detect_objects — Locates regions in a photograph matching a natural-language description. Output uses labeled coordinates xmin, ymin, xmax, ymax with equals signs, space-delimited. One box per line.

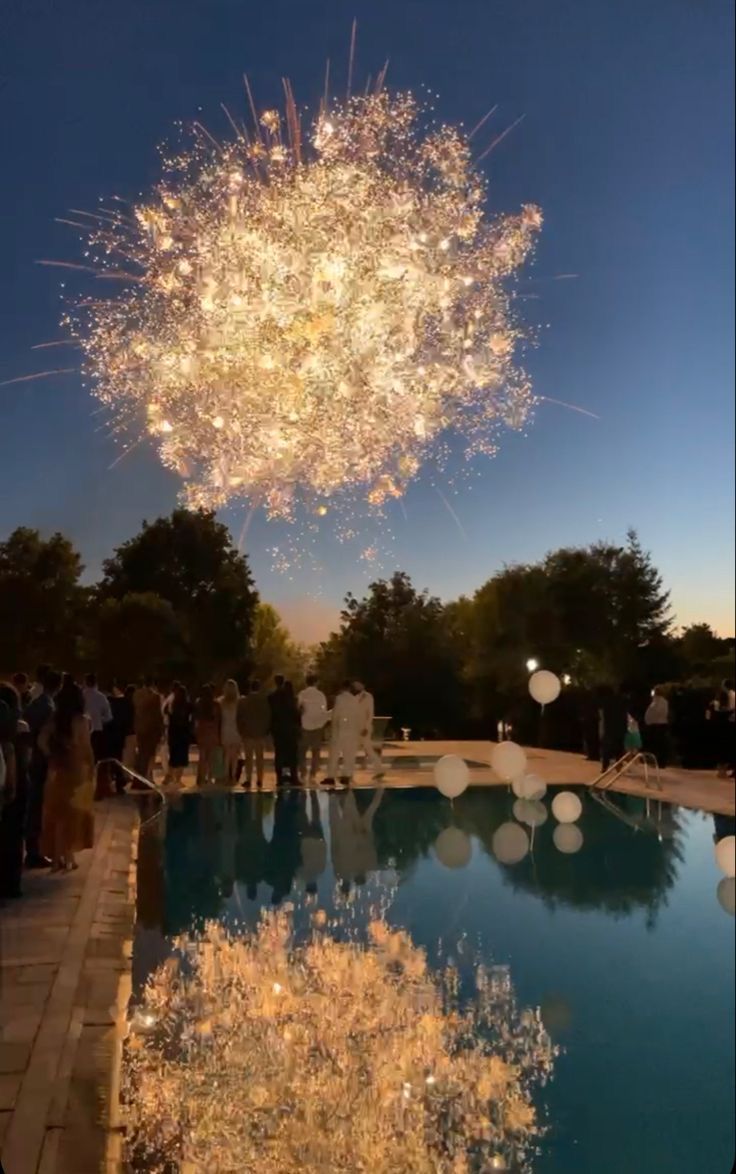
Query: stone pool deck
xmin=0 ymin=800 xmax=138 ymax=1174
xmin=1 ymin=743 xmax=732 ymax=1173
xmin=166 ymin=741 xmax=736 ymax=817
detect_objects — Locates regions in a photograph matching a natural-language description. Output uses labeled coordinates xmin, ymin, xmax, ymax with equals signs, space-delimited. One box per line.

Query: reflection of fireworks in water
xmin=55 ymin=61 xmax=541 ymax=550
xmin=124 ymin=909 xmax=555 ymax=1172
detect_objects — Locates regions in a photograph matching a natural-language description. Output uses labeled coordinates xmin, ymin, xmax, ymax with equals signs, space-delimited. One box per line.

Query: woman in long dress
xmin=194 ymin=684 xmax=221 ymax=786
xmin=166 ymin=682 xmax=193 ymax=786
xmin=40 ymin=680 xmax=95 ymax=871
xmin=219 ymin=679 xmax=242 ymax=785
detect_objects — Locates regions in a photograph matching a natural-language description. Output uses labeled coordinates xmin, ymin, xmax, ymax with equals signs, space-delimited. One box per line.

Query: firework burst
xmin=62 ymin=78 xmax=541 ymax=523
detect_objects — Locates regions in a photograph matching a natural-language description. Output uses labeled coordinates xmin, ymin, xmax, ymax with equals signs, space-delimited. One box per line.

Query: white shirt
xmin=645 ymin=695 xmax=669 ymax=726
xmin=83 ymin=687 xmax=112 ymax=733
xmin=354 ymin=690 xmax=375 ymax=737
xmin=298 ymin=686 xmax=328 ymax=731
xmin=331 ymin=690 xmax=360 ymax=734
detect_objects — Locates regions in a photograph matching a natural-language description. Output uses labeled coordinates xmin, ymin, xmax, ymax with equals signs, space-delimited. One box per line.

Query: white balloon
xmin=491 ymin=741 xmax=527 ymax=782
xmin=551 ymin=791 xmax=583 ymax=824
xmin=434 ymin=826 xmax=472 ymax=870
xmin=717 ymin=877 xmax=735 ymax=917
xmin=554 ymin=824 xmax=584 ymax=855
xmin=523 ymin=773 xmax=547 ymax=801
xmin=511 ymin=776 xmax=528 ymax=799
xmin=714 ymin=835 xmax=736 ymax=878
xmin=513 ymin=798 xmax=548 ymax=828
xmin=434 ymin=754 xmax=469 ymax=799
xmin=492 ymin=821 xmax=529 ymax=864
xmin=529 ymin=670 xmax=561 ymax=707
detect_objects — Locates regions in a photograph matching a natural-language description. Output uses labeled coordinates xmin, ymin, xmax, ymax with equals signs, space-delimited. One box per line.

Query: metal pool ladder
xmin=591 ymin=750 xmax=662 ymax=794
xmin=94 ymin=758 xmax=168 ymax=828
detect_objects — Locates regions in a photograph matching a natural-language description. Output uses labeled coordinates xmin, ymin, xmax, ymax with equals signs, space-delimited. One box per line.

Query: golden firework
xmin=64 ymin=84 xmax=541 ymax=521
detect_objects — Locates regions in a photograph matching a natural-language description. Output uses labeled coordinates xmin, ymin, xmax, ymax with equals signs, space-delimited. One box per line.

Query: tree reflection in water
xmin=137 ymin=785 xmax=686 ymax=948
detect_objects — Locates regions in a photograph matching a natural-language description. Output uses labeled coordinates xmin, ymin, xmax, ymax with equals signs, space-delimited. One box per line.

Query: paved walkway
xmin=0 ymin=800 xmax=137 ymax=1174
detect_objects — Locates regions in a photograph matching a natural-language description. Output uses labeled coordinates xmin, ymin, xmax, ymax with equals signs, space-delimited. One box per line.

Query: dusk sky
xmin=1 ymin=0 xmax=733 ymax=642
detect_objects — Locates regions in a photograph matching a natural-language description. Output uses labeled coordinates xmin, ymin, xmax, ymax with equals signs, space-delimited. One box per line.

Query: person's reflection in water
xmin=329 ymin=788 xmax=384 ymax=890
xmin=297 ymin=790 xmax=327 ymax=897
xmin=217 ymin=793 xmax=237 ymax=899
xmin=234 ymin=792 xmax=270 ymax=900
xmin=264 ymin=789 xmax=304 ymax=905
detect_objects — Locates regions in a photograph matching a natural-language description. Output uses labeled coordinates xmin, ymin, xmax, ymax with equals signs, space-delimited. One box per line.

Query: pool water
xmin=133 ymin=786 xmax=735 ymax=1173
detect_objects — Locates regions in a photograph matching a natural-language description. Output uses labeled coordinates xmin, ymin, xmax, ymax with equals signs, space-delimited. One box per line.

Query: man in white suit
xmin=322 ymin=681 xmax=360 ymax=786
xmin=352 ymin=681 xmax=383 ymax=775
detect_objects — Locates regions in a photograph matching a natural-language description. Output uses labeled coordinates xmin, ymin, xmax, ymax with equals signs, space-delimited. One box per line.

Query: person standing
xmin=194 ymin=684 xmax=221 ymax=785
xmin=166 ymin=683 xmax=193 ymax=787
xmin=107 ymin=682 xmax=134 ymax=792
xmin=219 ymin=679 xmax=242 ymax=785
xmin=709 ymin=679 xmax=735 ymax=778
xmin=644 ymin=686 xmax=670 ymax=768
xmin=133 ymin=677 xmax=164 ymax=782
xmin=23 ymin=669 xmax=61 ymax=866
xmin=39 ymin=679 xmax=95 ymax=871
xmin=598 ymin=685 xmax=628 ymax=772
xmin=323 ymin=681 xmax=361 ymax=787
xmin=12 ymin=672 xmax=31 ymax=707
xmin=83 ymin=673 xmax=113 ymax=763
xmin=268 ymin=677 xmax=301 ymax=786
xmin=120 ymin=684 xmax=137 ymax=770
xmin=28 ymin=664 xmax=51 ymax=704
xmin=352 ymin=680 xmax=384 ymax=776
xmin=297 ymin=674 xmax=328 ymax=782
xmin=0 ymin=686 xmax=30 ymax=898
xmin=236 ymin=680 xmax=270 ymax=789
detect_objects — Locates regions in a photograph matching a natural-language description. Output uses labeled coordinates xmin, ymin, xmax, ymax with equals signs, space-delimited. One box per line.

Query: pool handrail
xmin=95 ymin=757 xmax=167 ymax=828
xmin=591 ymin=750 xmax=662 ymax=793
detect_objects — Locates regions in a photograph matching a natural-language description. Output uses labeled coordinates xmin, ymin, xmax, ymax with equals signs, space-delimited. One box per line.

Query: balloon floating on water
xmin=491 ymin=741 xmax=527 ymax=783
xmin=551 ymin=791 xmax=583 ymax=824
xmin=513 ymin=798 xmax=548 ymax=828
xmin=512 ymin=773 xmax=547 ymax=801
xmin=434 ymin=754 xmax=469 ymax=800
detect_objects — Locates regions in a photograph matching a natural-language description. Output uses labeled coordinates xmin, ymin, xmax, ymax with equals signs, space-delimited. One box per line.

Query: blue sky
xmin=1 ymin=0 xmax=733 ymax=641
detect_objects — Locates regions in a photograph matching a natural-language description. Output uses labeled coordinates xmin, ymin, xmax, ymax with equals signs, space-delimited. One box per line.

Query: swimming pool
xmin=132 ymin=786 xmax=735 ymax=1173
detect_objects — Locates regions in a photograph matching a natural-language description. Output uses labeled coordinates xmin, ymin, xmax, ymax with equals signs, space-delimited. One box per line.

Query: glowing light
xmin=122 ymin=913 xmax=555 ymax=1170
xmin=64 ymin=85 xmax=541 ymax=524
xmin=526 ymin=657 xmax=539 ymax=672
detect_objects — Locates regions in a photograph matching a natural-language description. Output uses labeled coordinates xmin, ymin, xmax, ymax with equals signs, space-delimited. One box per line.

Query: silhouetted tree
xmin=317 ymin=571 xmax=464 ymax=735
xmin=99 ymin=509 xmax=258 ymax=682
xmin=0 ymin=527 xmax=87 ymax=672
xmin=92 ymin=592 xmax=187 ymax=684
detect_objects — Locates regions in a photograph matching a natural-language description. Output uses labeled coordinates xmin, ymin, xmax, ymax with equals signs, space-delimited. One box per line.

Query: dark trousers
xmin=273 ymin=735 xmax=299 ymax=785
xmin=601 ymin=737 xmax=625 ymax=772
xmin=645 ymin=724 xmax=669 ymax=768
xmin=24 ymin=754 xmax=48 ymax=861
xmin=1 ymin=775 xmax=28 ymax=897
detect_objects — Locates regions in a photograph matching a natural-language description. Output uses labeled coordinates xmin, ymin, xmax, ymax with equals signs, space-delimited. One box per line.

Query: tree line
xmin=1 ymin=511 xmax=733 ymax=746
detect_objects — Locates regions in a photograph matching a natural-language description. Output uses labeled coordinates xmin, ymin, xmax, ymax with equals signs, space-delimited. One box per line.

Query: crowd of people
xmin=0 ymin=664 xmax=384 ymax=900
xmin=587 ymin=679 xmax=735 ymax=776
